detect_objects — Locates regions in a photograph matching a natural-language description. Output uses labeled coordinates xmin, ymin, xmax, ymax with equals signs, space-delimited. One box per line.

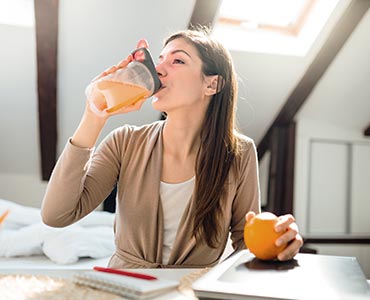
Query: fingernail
xmin=276 ymin=239 xmax=282 ymax=246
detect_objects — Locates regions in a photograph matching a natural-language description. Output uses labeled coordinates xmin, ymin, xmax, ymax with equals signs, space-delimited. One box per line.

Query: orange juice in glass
xmin=96 ymin=81 xmax=151 ymax=113
xmin=86 ymin=47 xmax=161 ymax=113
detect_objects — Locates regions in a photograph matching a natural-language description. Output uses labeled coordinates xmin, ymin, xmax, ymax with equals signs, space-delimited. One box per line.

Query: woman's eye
xmin=173 ymin=59 xmax=185 ymax=64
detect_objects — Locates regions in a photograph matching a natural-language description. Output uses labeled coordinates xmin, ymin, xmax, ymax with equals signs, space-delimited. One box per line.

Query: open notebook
xmin=73 ymin=267 xmax=178 ymax=300
xmin=192 ymin=250 xmax=370 ymax=300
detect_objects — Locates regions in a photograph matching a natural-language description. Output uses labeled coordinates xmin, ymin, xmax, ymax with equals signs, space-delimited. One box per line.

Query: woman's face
xmin=152 ymin=38 xmax=211 ymax=114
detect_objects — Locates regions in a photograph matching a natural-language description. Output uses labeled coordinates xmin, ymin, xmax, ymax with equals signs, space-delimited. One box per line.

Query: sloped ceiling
xmin=230 ymin=0 xmax=370 ymax=145
xmin=297 ymin=4 xmax=370 ymax=135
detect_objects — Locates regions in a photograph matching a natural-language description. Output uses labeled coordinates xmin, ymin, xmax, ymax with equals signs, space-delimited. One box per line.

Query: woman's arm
xmin=41 ymin=41 xmax=149 ymax=227
xmin=229 ymin=138 xmax=261 ymax=250
xmin=41 ymin=125 xmax=131 ymax=227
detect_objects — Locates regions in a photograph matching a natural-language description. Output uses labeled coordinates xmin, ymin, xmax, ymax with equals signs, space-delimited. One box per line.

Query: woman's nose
xmin=155 ymin=62 xmax=166 ymax=77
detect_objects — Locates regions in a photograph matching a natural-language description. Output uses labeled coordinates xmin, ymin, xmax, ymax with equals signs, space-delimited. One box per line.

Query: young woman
xmin=41 ymin=29 xmax=303 ymax=268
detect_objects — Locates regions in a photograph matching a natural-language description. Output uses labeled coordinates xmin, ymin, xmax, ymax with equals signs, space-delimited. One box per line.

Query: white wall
xmin=0 ymin=24 xmax=45 ymax=207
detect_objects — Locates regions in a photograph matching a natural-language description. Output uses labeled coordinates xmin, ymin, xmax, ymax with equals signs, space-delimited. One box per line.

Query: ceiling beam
xmin=257 ymin=0 xmax=370 ymax=159
xmin=188 ymin=0 xmax=222 ymax=29
xmin=34 ymin=0 xmax=59 ymax=181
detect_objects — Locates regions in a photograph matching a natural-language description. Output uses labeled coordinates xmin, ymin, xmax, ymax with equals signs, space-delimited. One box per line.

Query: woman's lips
xmin=155 ymin=84 xmax=166 ymax=95
xmin=159 ymin=81 xmax=166 ymax=89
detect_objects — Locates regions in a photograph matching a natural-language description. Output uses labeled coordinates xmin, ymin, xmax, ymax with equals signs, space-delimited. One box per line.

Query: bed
xmin=0 ymin=198 xmax=125 ymax=299
xmin=0 ymin=198 xmax=115 ymax=267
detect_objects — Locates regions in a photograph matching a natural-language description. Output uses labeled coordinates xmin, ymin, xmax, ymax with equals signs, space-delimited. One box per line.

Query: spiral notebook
xmin=73 ymin=267 xmax=178 ymax=300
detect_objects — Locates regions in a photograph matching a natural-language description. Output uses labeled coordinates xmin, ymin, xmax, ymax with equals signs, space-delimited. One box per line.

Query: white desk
xmin=0 ymin=255 xmax=201 ymax=300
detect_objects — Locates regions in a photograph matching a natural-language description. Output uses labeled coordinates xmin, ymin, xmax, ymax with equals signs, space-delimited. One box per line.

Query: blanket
xmin=0 ymin=199 xmax=115 ymax=264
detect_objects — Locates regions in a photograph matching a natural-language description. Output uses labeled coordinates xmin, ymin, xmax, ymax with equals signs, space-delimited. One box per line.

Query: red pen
xmin=93 ymin=266 xmax=157 ymax=281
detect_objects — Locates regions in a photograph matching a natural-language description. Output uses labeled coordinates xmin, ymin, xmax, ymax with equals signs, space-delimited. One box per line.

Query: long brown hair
xmin=164 ymin=29 xmax=241 ymax=248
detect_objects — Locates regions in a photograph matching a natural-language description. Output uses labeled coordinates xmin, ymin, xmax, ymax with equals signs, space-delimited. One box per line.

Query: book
xmin=192 ymin=250 xmax=370 ymax=300
xmin=73 ymin=267 xmax=178 ymax=300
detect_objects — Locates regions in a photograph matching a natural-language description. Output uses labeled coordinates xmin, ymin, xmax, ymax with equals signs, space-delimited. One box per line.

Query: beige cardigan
xmin=41 ymin=121 xmax=260 ymax=268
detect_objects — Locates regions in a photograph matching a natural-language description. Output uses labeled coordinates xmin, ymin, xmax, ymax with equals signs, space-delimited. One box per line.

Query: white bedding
xmin=0 ymin=255 xmax=111 ymax=280
xmin=0 ymin=199 xmax=115 ymax=265
xmin=0 ymin=255 xmax=110 ymax=270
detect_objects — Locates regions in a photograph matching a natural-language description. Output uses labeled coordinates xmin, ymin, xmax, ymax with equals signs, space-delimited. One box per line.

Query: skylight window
xmin=212 ymin=0 xmax=341 ymax=56
xmin=0 ymin=0 xmax=34 ymax=27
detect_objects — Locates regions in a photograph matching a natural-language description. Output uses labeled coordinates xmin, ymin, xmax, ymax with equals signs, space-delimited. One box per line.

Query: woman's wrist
xmin=71 ymin=106 xmax=107 ymax=148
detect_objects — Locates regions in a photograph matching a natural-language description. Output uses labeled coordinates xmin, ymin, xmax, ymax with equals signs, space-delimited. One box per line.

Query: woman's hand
xmin=87 ymin=39 xmax=149 ymax=118
xmin=245 ymin=211 xmax=303 ymax=261
xmin=72 ymin=39 xmax=150 ymax=148
xmin=274 ymin=214 xmax=303 ymax=261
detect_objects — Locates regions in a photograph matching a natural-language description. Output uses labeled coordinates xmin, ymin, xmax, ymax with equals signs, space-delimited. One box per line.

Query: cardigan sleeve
xmin=229 ymin=137 xmax=261 ymax=251
xmin=41 ymin=126 xmax=131 ymax=227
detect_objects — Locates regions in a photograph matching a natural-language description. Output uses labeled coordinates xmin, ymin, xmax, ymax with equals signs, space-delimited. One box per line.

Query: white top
xmin=160 ymin=176 xmax=195 ymax=265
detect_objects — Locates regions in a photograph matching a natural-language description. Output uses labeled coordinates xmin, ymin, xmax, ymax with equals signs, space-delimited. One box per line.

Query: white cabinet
xmin=351 ymin=144 xmax=370 ymax=234
xmin=307 ymin=140 xmax=370 ymax=235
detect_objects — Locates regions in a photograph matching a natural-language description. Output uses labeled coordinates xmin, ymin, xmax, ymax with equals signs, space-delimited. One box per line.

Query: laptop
xmin=192 ymin=250 xmax=370 ymax=300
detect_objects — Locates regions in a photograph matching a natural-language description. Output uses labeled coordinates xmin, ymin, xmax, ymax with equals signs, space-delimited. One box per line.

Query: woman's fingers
xmin=275 ymin=222 xmax=299 ymax=247
xmin=91 ymin=54 xmax=133 ymax=82
xmin=116 ymin=54 xmax=133 ymax=69
xmin=88 ymin=97 xmax=146 ymax=118
xmin=245 ymin=211 xmax=256 ymax=222
xmin=136 ymin=39 xmax=149 ymax=49
xmin=277 ymin=234 xmax=303 ymax=261
xmin=270 ymin=213 xmax=304 ymax=261
xmin=91 ymin=71 xmax=107 ymax=82
xmin=275 ymin=214 xmax=295 ymax=232
xmin=90 ymin=39 xmax=146 ymax=83
xmin=106 ymin=98 xmax=147 ymax=116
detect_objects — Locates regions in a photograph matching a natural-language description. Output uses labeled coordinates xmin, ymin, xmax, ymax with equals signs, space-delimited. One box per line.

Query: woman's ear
xmin=205 ymin=75 xmax=224 ymax=96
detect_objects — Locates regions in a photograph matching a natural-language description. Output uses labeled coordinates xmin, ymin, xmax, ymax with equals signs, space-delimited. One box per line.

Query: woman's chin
xmin=151 ymin=96 xmax=164 ymax=111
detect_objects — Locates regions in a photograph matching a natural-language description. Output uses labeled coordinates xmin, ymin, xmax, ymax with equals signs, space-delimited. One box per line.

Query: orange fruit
xmin=244 ymin=212 xmax=287 ymax=260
